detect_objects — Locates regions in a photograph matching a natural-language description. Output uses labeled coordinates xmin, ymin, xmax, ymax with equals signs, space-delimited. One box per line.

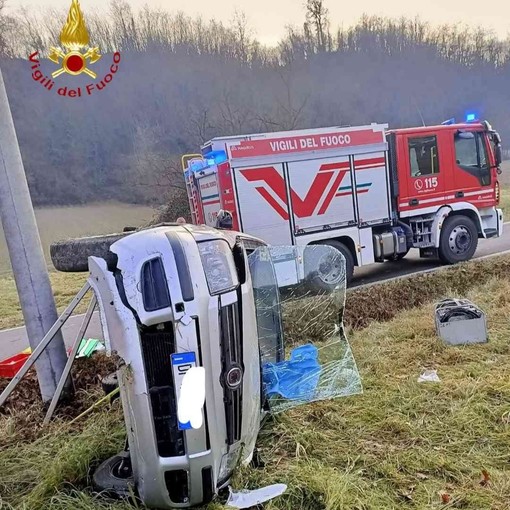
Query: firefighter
xmin=216 ymin=209 xmax=233 ymax=229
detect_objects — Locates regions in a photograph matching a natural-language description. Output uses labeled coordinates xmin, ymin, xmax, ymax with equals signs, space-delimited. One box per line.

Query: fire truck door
xmin=399 ymin=133 xmax=447 ymax=212
xmin=450 ymin=131 xmax=494 ymax=208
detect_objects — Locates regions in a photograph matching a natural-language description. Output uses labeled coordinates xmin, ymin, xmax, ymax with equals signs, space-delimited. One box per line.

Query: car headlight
xmin=218 ymin=444 xmax=243 ymax=484
xmin=198 ymin=240 xmax=239 ymax=295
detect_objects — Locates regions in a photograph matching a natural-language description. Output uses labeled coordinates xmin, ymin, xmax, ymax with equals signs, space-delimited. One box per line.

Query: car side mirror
xmin=495 ymin=144 xmax=502 ymax=166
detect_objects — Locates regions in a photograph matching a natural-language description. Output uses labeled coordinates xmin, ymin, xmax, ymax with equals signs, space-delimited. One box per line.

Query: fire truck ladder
xmin=185 ymin=173 xmax=200 ymax=225
xmin=182 ymin=154 xmax=203 ymax=225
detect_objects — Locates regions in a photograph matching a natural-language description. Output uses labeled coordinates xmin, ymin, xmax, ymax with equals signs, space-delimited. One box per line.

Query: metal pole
xmin=0 ymin=67 xmax=69 ymax=402
xmin=0 ymin=282 xmax=91 ymax=408
xmin=44 ymin=294 xmax=97 ymax=425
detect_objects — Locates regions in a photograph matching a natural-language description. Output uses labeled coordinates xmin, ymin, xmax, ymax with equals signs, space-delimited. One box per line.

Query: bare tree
xmin=0 ymin=0 xmax=7 ymax=56
xmin=305 ymin=0 xmax=330 ymax=52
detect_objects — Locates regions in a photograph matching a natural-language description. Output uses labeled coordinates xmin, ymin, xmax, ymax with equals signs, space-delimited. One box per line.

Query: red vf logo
xmin=240 ymin=164 xmax=348 ymax=220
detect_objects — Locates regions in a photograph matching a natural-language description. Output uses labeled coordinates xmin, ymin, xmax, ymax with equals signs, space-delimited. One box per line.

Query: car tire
xmin=50 ymin=232 xmax=133 ymax=272
xmin=438 ymin=215 xmax=478 ymax=264
xmin=92 ymin=452 xmax=135 ymax=498
xmin=305 ymin=241 xmax=354 ymax=292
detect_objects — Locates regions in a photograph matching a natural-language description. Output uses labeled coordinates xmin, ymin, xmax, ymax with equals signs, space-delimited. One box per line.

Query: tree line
xmin=0 ymin=0 xmax=509 ymax=207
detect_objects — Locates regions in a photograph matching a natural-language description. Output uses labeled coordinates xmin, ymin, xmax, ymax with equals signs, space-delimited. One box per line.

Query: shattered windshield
xmin=248 ymin=244 xmax=362 ymax=413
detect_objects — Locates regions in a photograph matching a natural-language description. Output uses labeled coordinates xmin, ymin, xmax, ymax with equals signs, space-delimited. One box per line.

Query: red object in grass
xmin=0 ymin=353 xmax=30 ymax=379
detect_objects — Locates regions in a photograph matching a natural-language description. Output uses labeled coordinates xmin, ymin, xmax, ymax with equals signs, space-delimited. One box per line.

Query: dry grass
xmin=344 ymin=256 xmax=510 ymax=329
xmin=0 ymin=202 xmax=154 ymax=275
xmin=0 ymin=272 xmax=87 ymax=330
xmin=239 ymin=277 xmax=510 ymax=510
xmin=1 ymin=259 xmax=510 ymax=509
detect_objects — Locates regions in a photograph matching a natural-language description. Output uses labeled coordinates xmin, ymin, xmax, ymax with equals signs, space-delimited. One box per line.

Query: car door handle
xmin=409 ymin=198 xmax=419 ymax=206
xmin=455 ymin=191 xmax=464 ymax=198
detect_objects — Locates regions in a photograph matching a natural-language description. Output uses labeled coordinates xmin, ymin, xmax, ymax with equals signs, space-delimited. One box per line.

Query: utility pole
xmin=0 ymin=67 xmax=68 ymax=402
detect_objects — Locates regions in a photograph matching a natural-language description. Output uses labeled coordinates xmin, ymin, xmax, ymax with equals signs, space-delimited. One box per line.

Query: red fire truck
xmin=183 ymin=119 xmax=503 ymax=283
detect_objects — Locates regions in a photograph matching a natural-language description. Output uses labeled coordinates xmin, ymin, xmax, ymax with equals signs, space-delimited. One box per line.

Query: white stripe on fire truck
xmin=399 ymin=188 xmax=495 ymax=208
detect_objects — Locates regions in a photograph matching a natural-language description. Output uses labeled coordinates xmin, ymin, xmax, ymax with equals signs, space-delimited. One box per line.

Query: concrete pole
xmin=0 ymin=67 xmax=68 ymax=402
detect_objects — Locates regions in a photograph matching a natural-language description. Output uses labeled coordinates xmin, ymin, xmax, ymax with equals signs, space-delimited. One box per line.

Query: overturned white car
xmin=50 ymin=223 xmax=361 ymax=508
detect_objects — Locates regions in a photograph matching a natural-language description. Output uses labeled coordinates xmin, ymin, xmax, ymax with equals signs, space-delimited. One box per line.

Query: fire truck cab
xmin=183 ymin=120 xmax=503 ymax=284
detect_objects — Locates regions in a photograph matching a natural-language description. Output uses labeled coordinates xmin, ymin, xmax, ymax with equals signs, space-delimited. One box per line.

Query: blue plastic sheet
xmin=262 ymin=344 xmax=322 ymax=400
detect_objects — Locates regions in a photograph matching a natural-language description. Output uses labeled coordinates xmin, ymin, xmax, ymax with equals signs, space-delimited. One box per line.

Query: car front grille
xmin=219 ymin=303 xmax=243 ymax=445
xmin=140 ymin=323 xmax=185 ymax=457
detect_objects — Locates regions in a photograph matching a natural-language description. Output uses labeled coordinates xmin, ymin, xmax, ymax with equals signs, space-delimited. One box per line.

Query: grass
xmin=0 ymin=272 xmax=87 ymax=330
xmin=0 ymin=202 xmax=154 ymax=275
xmin=499 ymin=186 xmax=510 ymax=217
xmin=2 ymin=259 xmax=510 ymax=509
xmin=246 ymin=277 xmax=510 ymax=509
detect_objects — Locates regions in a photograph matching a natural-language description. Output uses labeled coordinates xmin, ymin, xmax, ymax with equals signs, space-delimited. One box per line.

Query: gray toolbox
xmin=435 ymin=299 xmax=487 ymax=345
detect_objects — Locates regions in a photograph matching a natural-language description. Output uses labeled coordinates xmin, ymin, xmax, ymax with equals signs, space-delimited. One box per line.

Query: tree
xmin=305 ymin=0 xmax=330 ymax=52
xmin=0 ymin=0 xmax=12 ymax=56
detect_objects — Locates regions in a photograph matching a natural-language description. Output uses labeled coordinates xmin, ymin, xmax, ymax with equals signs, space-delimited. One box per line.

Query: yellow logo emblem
xmin=48 ymin=0 xmax=101 ymax=79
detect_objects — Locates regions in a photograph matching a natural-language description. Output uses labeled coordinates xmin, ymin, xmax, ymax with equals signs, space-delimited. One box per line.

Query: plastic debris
xmin=73 ymin=338 xmax=105 ymax=358
xmin=418 ymin=370 xmax=441 ymax=383
xmin=262 ymin=344 xmax=321 ymax=400
xmin=226 ymin=484 xmax=287 ymax=509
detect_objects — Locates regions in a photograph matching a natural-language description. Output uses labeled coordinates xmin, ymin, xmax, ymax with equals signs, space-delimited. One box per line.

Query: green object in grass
xmin=76 ymin=338 xmax=104 ymax=358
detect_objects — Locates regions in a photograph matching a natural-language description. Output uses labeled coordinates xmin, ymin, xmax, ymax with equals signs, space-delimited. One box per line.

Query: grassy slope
xmin=0 ymin=202 xmax=154 ymax=275
xmin=0 ymin=272 xmax=87 ymax=330
xmin=1 ymin=267 xmax=510 ymax=509
xmin=246 ymin=277 xmax=510 ymax=510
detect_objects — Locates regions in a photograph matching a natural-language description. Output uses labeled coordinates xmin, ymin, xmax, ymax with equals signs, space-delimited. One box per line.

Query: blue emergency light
xmin=465 ymin=112 xmax=478 ymax=122
xmin=206 ymin=150 xmax=228 ymax=165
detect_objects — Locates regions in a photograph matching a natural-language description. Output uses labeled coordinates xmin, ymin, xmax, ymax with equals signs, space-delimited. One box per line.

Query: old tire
xmin=438 ymin=215 xmax=478 ymax=264
xmin=50 ymin=232 xmax=131 ymax=272
xmin=305 ymin=241 xmax=354 ymax=292
xmin=93 ymin=453 xmax=134 ymax=497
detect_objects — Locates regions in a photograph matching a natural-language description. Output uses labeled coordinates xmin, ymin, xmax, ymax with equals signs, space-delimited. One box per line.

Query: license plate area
xmin=171 ymin=352 xmax=197 ymax=430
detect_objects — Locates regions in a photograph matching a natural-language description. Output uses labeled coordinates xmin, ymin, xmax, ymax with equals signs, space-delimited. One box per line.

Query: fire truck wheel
xmin=438 ymin=215 xmax=478 ymax=264
xmin=305 ymin=241 xmax=354 ymax=291
xmin=50 ymin=233 xmax=132 ymax=272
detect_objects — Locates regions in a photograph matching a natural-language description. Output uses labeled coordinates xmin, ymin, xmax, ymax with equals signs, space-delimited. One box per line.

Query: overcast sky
xmin=5 ymin=0 xmax=510 ymax=44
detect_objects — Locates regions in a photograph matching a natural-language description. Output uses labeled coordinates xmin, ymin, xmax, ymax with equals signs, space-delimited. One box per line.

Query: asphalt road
xmin=1 ymin=224 xmax=510 ymax=361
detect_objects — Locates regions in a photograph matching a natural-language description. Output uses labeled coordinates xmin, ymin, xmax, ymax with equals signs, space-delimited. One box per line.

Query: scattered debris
xmin=435 ymin=298 xmax=487 ymax=345
xmin=0 ymin=351 xmax=31 ymax=378
xmin=74 ymin=338 xmax=105 ymax=358
xmin=418 ymin=370 xmax=441 ymax=383
xmin=226 ymin=484 xmax=287 ymax=509
xmin=480 ymin=469 xmax=490 ymax=487
xmin=440 ymin=491 xmax=451 ymax=504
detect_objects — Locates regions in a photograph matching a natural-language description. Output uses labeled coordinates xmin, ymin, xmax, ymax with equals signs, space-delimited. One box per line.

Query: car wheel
xmin=92 ymin=452 xmax=134 ymax=497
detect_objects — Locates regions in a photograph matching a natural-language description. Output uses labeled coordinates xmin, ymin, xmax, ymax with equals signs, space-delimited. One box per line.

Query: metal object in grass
xmin=0 ymin=282 xmax=91 ymax=408
xmin=435 ymin=298 xmax=487 ymax=345
xmin=43 ymin=294 xmax=98 ymax=425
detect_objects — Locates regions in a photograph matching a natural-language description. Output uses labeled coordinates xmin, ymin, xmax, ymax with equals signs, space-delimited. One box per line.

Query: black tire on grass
xmin=92 ymin=453 xmax=134 ymax=497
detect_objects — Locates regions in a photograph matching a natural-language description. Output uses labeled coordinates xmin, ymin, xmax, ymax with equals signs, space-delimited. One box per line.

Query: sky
xmin=5 ymin=0 xmax=510 ymax=44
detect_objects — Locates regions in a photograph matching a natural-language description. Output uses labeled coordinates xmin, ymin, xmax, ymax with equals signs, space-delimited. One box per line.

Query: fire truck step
xmin=484 ymin=228 xmax=498 ymax=238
